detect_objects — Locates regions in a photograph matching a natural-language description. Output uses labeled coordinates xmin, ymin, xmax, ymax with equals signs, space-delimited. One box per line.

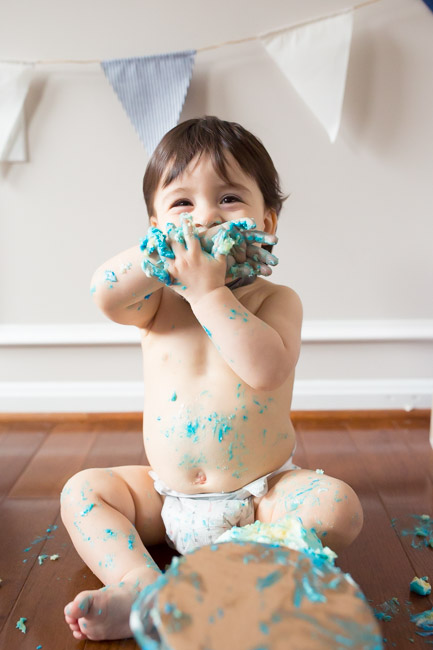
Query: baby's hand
xmin=200 ymin=219 xmax=279 ymax=279
xmin=163 ymin=214 xmax=227 ymax=303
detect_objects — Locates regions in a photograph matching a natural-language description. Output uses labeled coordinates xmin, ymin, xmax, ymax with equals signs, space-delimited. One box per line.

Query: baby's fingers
xmin=228 ymin=260 xmax=272 ymax=279
xmin=244 ymin=231 xmax=278 ymax=246
xmin=226 ymin=253 xmax=236 ymax=271
xmin=229 ymin=218 xmax=256 ymax=231
xmin=228 ymin=263 xmax=255 ymax=279
xmin=211 ymin=229 xmax=236 ymax=256
xmin=230 ymin=238 xmax=247 ymax=263
xmin=181 ymin=214 xmax=201 ymax=251
xmin=199 ymin=231 xmax=214 ymax=254
xmin=246 ymin=244 xmax=279 ymax=266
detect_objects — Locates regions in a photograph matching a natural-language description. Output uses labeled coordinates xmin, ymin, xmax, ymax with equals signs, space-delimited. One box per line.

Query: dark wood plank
xmin=50 ymin=415 xmax=142 ymax=435
xmin=79 ymin=431 xmax=145 ymax=470
xmin=0 ymin=418 xmax=55 ymax=433
xmin=0 ymin=431 xmax=47 ymax=501
xmin=0 ymin=425 xmax=98 ymax=636
xmin=297 ymin=418 xmax=431 ymax=649
xmin=396 ymin=413 xmax=433 ymax=487
xmin=0 ymin=409 xmax=427 ymax=427
xmin=291 ymin=410 xmax=430 ymax=424
xmin=345 ymin=417 xmax=433 ymax=645
xmin=0 ymin=503 xmax=138 ymax=650
xmin=8 ymin=431 xmax=98 ymax=499
xmin=0 ymin=413 xmax=143 ymax=426
xmin=0 ymin=499 xmax=61 ymax=634
xmin=347 ymin=417 xmax=433 ymax=573
xmin=0 ymin=429 xmax=147 ymax=648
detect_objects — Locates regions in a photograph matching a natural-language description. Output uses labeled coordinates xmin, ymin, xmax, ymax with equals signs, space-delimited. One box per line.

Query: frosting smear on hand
xmin=140 ymin=213 xmax=278 ymax=287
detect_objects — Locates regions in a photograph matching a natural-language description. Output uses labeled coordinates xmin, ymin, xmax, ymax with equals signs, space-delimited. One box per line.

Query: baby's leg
xmin=254 ymin=469 xmax=363 ymax=554
xmin=60 ymin=465 xmax=165 ymax=641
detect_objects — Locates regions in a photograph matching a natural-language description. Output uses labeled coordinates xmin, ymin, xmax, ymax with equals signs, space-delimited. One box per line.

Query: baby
xmin=61 ymin=116 xmax=363 ymax=641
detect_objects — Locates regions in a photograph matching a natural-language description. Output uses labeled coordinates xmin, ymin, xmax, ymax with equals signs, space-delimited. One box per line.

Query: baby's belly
xmin=142 ymin=382 xmax=296 ymax=494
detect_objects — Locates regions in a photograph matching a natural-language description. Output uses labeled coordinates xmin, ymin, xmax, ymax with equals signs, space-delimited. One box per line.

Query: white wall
xmin=1 ymin=0 xmax=432 ymax=411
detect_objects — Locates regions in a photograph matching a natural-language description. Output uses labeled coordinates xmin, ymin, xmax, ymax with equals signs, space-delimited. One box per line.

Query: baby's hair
xmin=143 ymin=116 xmax=287 ymax=224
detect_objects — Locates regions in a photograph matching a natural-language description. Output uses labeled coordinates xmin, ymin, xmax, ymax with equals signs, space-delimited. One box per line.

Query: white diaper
xmin=149 ymin=453 xmax=299 ymax=555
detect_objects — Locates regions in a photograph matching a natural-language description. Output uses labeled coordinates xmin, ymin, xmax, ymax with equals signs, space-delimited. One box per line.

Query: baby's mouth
xmin=201 ymin=224 xmax=224 ymax=236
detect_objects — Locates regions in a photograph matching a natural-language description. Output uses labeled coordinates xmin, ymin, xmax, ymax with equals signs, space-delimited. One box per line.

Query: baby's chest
xmin=142 ymin=320 xmax=218 ymax=377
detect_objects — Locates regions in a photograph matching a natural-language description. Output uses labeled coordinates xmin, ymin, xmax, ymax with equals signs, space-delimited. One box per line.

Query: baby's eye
xmin=172 ymin=199 xmax=192 ymax=208
xmin=221 ymin=195 xmax=242 ymax=204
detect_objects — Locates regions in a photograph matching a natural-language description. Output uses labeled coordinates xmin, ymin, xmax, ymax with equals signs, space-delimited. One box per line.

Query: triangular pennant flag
xmin=261 ymin=12 xmax=354 ymax=142
xmin=101 ymin=51 xmax=196 ymax=155
xmin=0 ymin=63 xmax=33 ymax=162
xmin=421 ymin=0 xmax=433 ymax=11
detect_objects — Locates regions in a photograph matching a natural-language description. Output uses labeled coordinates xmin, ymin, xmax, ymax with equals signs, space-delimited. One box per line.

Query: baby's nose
xmin=193 ymin=210 xmax=223 ymax=230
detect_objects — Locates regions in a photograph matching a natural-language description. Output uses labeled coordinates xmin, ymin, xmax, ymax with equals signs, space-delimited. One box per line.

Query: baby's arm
xmin=160 ymin=217 xmax=301 ymax=390
xmin=90 ymin=244 xmax=163 ymax=328
xmin=191 ymin=285 xmax=303 ymax=391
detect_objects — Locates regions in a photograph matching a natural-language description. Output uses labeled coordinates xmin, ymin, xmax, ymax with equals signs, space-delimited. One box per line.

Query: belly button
xmin=193 ymin=470 xmax=207 ymax=485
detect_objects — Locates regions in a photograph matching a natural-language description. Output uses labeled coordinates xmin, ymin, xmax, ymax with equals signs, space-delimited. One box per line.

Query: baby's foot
xmin=64 ymin=583 xmax=137 ymax=641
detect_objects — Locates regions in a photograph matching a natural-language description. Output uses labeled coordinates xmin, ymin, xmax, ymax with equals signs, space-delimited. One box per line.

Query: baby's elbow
xmin=259 ymin=373 xmax=289 ymax=392
xmin=90 ymin=282 xmax=106 ymax=314
xmin=90 ymin=271 xmax=113 ymax=314
xmin=253 ymin=350 xmax=297 ymax=391
xmin=252 ymin=364 xmax=291 ymax=392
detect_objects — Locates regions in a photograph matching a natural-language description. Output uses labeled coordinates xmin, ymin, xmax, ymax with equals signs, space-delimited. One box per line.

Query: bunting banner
xmin=101 ymin=50 xmax=196 ymax=155
xmin=261 ymin=12 xmax=354 ymax=142
xmin=421 ymin=0 xmax=433 ymax=11
xmin=0 ymin=63 xmax=33 ymax=162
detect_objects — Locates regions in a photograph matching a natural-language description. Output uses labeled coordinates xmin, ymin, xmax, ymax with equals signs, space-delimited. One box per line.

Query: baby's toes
xmin=72 ymin=628 xmax=88 ymax=641
xmin=71 ymin=592 xmax=93 ymax=617
xmin=64 ymin=602 xmax=74 ymax=619
xmin=65 ymin=616 xmax=78 ymax=628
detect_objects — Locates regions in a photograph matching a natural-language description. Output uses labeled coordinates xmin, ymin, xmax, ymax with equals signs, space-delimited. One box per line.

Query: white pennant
xmin=0 ymin=63 xmax=34 ymax=162
xmin=261 ymin=11 xmax=354 ymax=142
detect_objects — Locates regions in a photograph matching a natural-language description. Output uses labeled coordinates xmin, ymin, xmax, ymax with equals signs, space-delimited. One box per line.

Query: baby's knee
xmin=60 ymin=467 xmax=135 ymax=524
xmin=332 ymin=479 xmax=363 ymax=545
xmin=60 ymin=468 xmax=110 ymax=516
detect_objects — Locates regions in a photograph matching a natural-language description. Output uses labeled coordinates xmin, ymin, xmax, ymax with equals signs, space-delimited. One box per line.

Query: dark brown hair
xmin=143 ymin=116 xmax=287 ymax=222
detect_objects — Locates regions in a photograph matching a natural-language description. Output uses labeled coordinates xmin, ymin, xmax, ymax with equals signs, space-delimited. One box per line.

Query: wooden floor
xmin=0 ymin=411 xmax=432 ymax=650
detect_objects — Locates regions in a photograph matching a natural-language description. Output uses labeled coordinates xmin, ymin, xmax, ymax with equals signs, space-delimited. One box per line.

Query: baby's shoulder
xmin=239 ymin=278 xmax=302 ymax=310
xmin=249 ymin=280 xmax=303 ymax=340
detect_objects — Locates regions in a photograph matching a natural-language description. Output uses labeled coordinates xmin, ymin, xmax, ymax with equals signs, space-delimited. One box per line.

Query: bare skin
xmin=61 ymin=154 xmax=363 ymax=641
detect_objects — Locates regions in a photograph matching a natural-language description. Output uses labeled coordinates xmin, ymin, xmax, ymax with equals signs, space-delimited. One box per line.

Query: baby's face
xmin=150 ymin=153 xmax=277 ymax=237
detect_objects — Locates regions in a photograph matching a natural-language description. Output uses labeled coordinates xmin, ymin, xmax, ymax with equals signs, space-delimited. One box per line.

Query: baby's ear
xmin=149 ymin=216 xmax=158 ymax=228
xmin=264 ymin=209 xmax=278 ymax=234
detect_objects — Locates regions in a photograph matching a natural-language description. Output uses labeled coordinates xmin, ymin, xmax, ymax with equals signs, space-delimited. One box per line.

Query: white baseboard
xmin=0 ymin=379 xmax=431 ymax=413
xmin=292 ymin=379 xmax=432 ymax=411
xmin=1 ymin=320 xmax=433 ymax=346
xmin=1 ymin=321 xmax=431 ymax=412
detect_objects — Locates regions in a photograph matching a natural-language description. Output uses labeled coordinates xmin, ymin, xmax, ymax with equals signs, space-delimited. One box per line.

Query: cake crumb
xmin=410 ymin=576 xmax=431 ymax=596
xmin=16 ymin=617 xmax=27 ymax=633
